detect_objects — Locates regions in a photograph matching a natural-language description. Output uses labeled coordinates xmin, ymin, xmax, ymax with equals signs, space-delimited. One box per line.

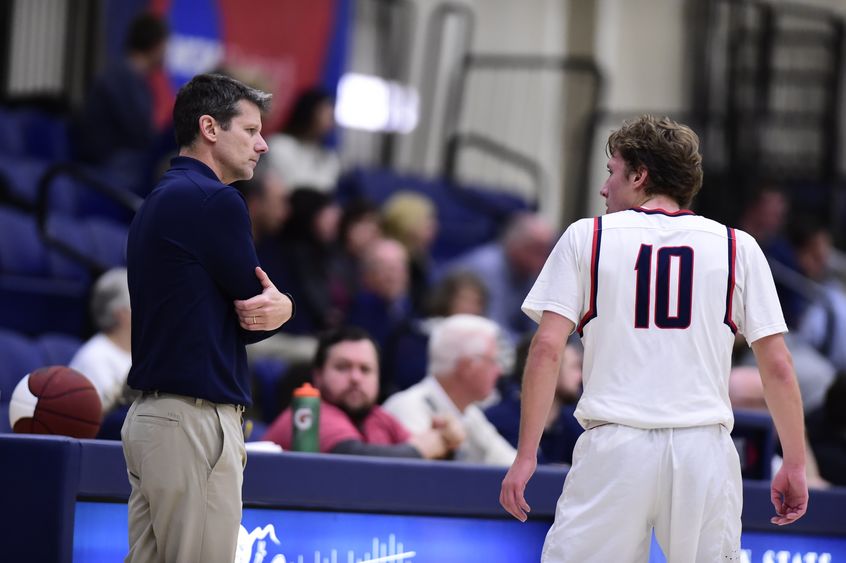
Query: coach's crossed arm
xmin=234 ymin=267 xmax=294 ymax=331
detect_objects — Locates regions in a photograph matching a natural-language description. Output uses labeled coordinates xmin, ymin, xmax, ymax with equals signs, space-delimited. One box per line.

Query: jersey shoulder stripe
xmin=576 ymin=215 xmax=602 ymax=336
xmin=723 ymin=226 xmax=738 ymax=333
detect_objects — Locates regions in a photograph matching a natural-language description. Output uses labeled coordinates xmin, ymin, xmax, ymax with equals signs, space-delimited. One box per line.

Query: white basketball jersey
xmin=522 ymin=208 xmax=787 ymax=430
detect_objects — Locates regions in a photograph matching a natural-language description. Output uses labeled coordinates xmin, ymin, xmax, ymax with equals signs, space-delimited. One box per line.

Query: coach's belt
xmin=142 ymin=390 xmax=246 ymax=413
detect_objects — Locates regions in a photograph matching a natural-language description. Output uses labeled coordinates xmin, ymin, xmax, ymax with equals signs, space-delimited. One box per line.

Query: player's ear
xmin=631 ymin=165 xmax=649 ymax=190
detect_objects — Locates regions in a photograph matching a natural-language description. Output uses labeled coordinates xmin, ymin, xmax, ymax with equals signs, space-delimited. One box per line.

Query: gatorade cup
xmin=292 ymin=383 xmax=321 ymax=452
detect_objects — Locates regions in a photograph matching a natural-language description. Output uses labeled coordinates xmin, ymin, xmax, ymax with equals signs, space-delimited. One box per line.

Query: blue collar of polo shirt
xmin=169 ymin=156 xmax=222 ymax=183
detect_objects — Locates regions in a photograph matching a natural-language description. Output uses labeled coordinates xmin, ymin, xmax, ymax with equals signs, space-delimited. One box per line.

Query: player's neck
xmin=635 ymin=195 xmax=681 ymax=212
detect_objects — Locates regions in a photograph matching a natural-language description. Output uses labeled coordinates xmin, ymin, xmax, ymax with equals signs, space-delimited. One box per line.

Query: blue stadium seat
xmin=0 ymin=275 xmax=88 ymax=336
xmin=45 ymin=215 xmax=127 ymax=275
xmin=383 ymin=320 xmax=429 ymax=393
xmin=337 ymin=167 xmax=531 ymax=262
xmin=0 ymin=329 xmax=43 ymax=404
xmin=251 ymin=358 xmax=289 ymax=423
xmin=17 ymin=109 xmax=70 ymax=161
xmin=36 ymin=333 xmax=82 ymax=366
xmin=0 ymin=206 xmax=90 ymax=335
xmin=0 ymin=109 xmax=25 ymax=156
xmin=244 ymin=418 xmax=268 ymax=442
xmin=84 ymin=218 xmax=128 ymax=267
xmin=0 ymin=155 xmax=86 ymax=213
xmin=0 ymin=205 xmax=50 ymax=276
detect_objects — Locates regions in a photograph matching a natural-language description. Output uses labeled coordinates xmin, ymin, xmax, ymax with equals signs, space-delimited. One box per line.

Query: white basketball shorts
xmin=542 ymin=423 xmax=743 ymax=562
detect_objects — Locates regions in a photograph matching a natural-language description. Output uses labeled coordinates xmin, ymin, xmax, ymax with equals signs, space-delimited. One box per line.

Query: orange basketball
xmin=9 ymin=366 xmax=102 ymax=439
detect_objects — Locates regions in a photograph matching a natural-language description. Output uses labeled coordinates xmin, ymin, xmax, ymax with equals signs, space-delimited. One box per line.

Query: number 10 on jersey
xmin=634 ymin=245 xmax=694 ymax=329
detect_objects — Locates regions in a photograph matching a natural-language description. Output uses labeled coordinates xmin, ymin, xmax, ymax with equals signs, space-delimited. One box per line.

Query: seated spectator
xmin=380 ymin=271 xmax=507 ymax=396
xmin=266 ymin=87 xmax=340 ymax=192
xmin=262 ymin=327 xmax=460 ymax=459
xmin=732 ymin=334 xmax=836 ymax=414
xmin=426 ymin=271 xmax=488 ymax=318
xmin=73 ymin=13 xmax=169 ymax=185
xmin=272 ymin=188 xmax=343 ymax=334
xmin=443 ymin=212 xmax=554 ymax=342
xmin=335 ymin=197 xmax=384 ymax=310
xmin=485 ymin=337 xmax=584 ymax=465
xmin=346 ymin=238 xmax=413 ymax=351
xmin=737 ymin=184 xmax=791 ymax=254
xmin=737 ymin=185 xmax=802 ymax=325
xmin=790 ymin=219 xmax=846 ymax=371
xmin=69 ymin=268 xmax=134 ymax=415
xmin=381 ymin=191 xmax=439 ymax=314
xmin=236 ymin=160 xmax=290 ymax=245
xmin=807 ymin=374 xmax=846 ymax=486
xmin=383 ymin=314 xmax=516 ymax=466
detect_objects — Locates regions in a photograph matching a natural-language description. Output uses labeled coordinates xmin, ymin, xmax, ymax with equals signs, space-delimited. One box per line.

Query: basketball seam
xmin=34 ymin=418 xmax=54 ymax=434
xmin=34 ymin=367 xmax=60 ymax=397
xmin=37 ymin=387 xmax=100 ymax=401
xmin=35 ymin=405 xmax=101 ymax=425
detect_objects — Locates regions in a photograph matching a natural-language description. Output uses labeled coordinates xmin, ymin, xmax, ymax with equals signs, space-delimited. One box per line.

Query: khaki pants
xmin=121 ymin=393 xmax=247 ymax=563
xmin=542 ymin=424 xmax=742 ymax=563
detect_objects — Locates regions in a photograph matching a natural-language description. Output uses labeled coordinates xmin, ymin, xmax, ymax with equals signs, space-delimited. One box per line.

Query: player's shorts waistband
xmin=141 ymin=390 xmax=246 ymax=414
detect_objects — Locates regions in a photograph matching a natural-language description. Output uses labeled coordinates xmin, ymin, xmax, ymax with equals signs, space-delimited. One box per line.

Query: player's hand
xmin=770 ymin=462 xmax=808 ymax=525
xmin=500 ymin=453 xmax=537 ymax=522
xmin=234 ymin=267 xmax=293 ymax=331
xmin=432 ymin=414 xmax=465 ymax=450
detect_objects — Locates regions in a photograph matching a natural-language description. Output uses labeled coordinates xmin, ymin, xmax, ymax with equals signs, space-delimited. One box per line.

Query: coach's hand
xmin=770 ymin=462 xmax=808 ymax=526
xmin=500 ymin=453 xmax=537 ymax=522
xmin=234 ymin=267 xmax=294 ymax=331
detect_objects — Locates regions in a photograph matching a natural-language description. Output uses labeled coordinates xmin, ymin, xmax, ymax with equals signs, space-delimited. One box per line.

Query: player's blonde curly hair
xmin=607 ymin=115 xmax=703 ymax=209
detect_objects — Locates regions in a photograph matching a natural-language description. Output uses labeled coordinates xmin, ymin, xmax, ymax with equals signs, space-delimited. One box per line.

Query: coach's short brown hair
xmin=606 ymin=115 xmax=703 ymax=208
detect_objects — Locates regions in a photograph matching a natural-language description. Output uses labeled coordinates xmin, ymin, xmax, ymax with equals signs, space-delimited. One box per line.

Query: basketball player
xmin=500 ymin=115 xmax=807 ymax=561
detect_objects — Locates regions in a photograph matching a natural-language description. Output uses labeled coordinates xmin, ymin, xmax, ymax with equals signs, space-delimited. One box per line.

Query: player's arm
xmin=500 ymin=311 xmax=573 ymax=521
xmin=750 ymin=333 xmax=808 ymax=525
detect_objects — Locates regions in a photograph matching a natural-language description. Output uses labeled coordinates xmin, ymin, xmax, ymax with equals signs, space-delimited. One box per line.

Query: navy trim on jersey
xmin=724 ymin=227 xmax=738 ymax=333
xmin=577 ymin=216 xmax=602 ymax=336
xmin=630 ymin=207 xmax=696 ymax=217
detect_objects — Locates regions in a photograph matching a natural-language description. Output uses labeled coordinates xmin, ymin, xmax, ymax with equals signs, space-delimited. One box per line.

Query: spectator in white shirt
xmin=70 ymin=268 xmax=133 ymax=414
xmin=383 ymin=314 xmax=516 ymax=466
xmin=267 ymin=87 xmax=340 ymax=193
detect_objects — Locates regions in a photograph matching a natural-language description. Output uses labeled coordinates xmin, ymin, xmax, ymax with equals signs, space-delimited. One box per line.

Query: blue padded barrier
xmin=0 ymin=434 xmax=844 ymax=563
xmin=0 ymin=435 xmax=80 ymax=563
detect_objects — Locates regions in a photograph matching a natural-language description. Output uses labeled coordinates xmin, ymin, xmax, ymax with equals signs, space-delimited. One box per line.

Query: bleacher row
xmin=0 ymin=104 xmax=534 ymax=440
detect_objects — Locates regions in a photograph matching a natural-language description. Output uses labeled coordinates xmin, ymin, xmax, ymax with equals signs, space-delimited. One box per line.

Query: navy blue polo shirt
xmin=126 ymin=156 xmax=273 ymax=406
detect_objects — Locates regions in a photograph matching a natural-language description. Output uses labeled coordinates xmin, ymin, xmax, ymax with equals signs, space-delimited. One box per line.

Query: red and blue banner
xmin=107 ymin=0 xmax=351 ymax=133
